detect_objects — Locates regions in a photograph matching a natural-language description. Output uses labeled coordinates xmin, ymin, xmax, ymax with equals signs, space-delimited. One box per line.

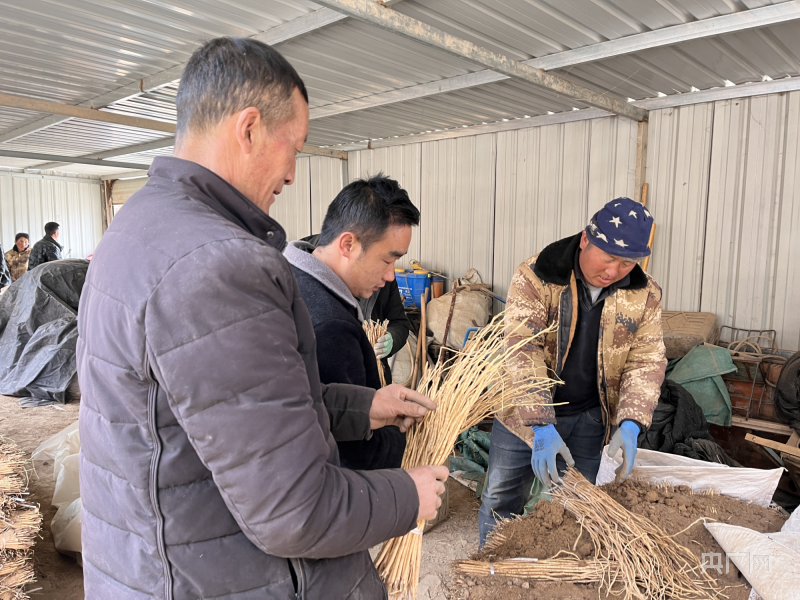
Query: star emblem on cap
xmin=609 ymin=216 xmax=622 ymax=228
xmin=614 ymin=238 xmax=628 ymax=248
xmin=629 ymin=210 xmax=638 ymax=219
xmin=614 ymin=203 xmax=621 ymax=207
xmin=644 ymin=208 xmax=651 ymax=218
xmin=596 ymin=232 xmax=608 ymax=243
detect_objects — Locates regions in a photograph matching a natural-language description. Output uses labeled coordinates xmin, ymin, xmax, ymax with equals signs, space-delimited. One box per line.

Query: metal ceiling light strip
xmin=314 ymin=0 xmax=645 ymax=120
xmin=0 ymin=150 xmax=150 ymax=170
xmin=310 ymin=0 xmax=800 ymax=120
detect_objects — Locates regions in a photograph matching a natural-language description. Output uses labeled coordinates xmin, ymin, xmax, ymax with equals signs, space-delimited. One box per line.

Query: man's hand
xmin=531 ymin=424 xmax=574 ymax=489
xmin=374 ymin=332 xmax=393 ymax=359
xmin=607 ymin=420 xmax=640 ymax=483
xmin=370 ymin=384 xmax=437 ymax=432
xmin=406 ymin=465 xmax=449 ymax=521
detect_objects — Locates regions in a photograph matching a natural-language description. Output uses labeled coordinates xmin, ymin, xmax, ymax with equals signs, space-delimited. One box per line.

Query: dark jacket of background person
xmin=0 ymin=246 xmax=9 ymax=287
xmin=286 ymin=240 xmax=406 ymax=471
xmin=302 ymin=234 xmax=411 ymax=384
xmin=28 ymin=235 xmax=62 ymax=270
xmin=77 ymin=156 xmax=419 ymax=599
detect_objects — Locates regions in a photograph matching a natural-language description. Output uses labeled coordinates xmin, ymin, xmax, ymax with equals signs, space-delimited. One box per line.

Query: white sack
xmin=597 ymin=446 xmax=782 ymax=507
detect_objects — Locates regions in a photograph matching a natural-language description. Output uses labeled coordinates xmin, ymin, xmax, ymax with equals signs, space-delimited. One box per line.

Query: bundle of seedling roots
xmin=456 ymin=468 xmax=723 ymax=599
xmin=0 ymin=439 xmax=41 ymax=600
xmin=363 ymin=319 xmax=390 ymax=388
xmin=374 ymin=313 xmax=556 ymax=599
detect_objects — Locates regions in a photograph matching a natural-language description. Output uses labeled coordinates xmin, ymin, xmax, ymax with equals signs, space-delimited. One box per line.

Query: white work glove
xmin=374 ymin=332 xmax=393 ymax=359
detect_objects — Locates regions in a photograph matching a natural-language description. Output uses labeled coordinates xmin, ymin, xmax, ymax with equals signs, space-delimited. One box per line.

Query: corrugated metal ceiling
xmin=1 ymin=0 xmax=798 ymax=173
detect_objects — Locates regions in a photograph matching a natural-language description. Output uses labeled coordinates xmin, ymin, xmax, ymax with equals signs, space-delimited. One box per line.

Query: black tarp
xmin=775 ymin=351 xmax=800 ymax=436
xmin=642 ymin=379 xmax=740 ymax=467
xmin=0 ymin=259 xmax=88 ymax=405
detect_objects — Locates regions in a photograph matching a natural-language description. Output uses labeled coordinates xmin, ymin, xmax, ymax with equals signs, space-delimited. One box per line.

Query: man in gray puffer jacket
xmin=77 ymin=38 xmax=447 ymax=599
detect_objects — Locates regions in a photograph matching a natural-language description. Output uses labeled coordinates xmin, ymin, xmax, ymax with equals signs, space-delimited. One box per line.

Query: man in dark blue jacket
xmin=286 ymin=176 xmax=419 ymax=470
xmin=28 ymin=222 xmax=63 ymax=270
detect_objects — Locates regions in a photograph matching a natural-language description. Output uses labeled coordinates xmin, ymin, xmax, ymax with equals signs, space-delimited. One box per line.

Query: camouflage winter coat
xmin=497 ymin=234 xmax=667 ymax=446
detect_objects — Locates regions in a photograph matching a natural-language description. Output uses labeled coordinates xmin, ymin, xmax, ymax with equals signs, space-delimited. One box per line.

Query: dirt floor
xmin=414 ymin=480 xmax=482 ymax=599
xmin=0 ymin=391 xmax=485 ymax=600
xmin=6 ymin=393 xmax=778 ymax=600
xmin=454 ymin=478 xmax=788 ymax=600
xmin=0 ymin=395 xmax=83 ymax=600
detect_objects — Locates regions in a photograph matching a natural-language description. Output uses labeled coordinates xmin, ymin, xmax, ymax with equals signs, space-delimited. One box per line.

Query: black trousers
xmin=337 ymin=425 xmax=406 ymax=470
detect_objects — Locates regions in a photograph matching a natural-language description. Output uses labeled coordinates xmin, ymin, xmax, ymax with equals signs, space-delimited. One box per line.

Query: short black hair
xmin=176 ymin=37 xmax=308 ymax=139
xmin=318 ymin=175 xmax=420 ymax=251
xmin=44 ymin=222 xmax=59 ymax=236
xmin=15 ymin=232 xmax=29 ymax=242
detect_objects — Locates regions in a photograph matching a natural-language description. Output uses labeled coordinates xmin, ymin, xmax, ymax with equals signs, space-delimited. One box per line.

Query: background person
xmin=28 ymin=222 xmax=62 ymax=270
xmin=5 ymin=233 xmax=31 ymax=282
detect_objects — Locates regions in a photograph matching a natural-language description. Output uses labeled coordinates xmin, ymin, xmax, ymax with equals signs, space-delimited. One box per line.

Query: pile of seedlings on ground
xmin=0 ymin=438 xmax=41 ymax=600
xmin=454 ymin=469 xmax=787 ymax=600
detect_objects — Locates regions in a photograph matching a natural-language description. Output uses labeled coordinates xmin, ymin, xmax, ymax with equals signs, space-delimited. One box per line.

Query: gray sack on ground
xmin=0 ymin=259 xmax=88 ymax=405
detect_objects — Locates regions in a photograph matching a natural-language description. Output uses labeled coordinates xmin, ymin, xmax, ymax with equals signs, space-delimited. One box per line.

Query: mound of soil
xmin=452 ymin=479 xmax=787 ymax=600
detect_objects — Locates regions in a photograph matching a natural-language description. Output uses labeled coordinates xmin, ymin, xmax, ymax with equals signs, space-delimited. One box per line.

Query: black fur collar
xmin=532 ymin=233 xmax=648 ymax=290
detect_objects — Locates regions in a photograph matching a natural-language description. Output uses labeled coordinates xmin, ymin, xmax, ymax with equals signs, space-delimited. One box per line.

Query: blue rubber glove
xmin=373 ymin=332 xmax=393 ymax=359
xmin=531 ymin=424 xmax=575 ymax=489
xmin=606 ymin=420 xmax=641 ymax=483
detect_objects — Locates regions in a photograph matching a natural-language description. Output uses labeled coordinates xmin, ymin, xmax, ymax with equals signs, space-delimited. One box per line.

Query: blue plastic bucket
xmin=396 ymin=271 xmax=431 ymax=308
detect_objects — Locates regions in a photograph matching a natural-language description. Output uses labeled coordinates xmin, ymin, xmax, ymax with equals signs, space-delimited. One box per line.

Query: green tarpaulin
xmin=667 ymin=344 xmax=737 ymax=426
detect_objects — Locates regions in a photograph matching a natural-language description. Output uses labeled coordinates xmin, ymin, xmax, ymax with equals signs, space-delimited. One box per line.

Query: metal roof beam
xmin=314 ymin=0 xmax=645 ymax=120
xmin=310 ymin=0 xmax=800 ymax=120
xmin=0 ymin=96 xmax=343 ymax=163
xmin=30 ymin=137 xmax=176 ymax=171
xmin=0 ymin=93 xmax=176 ymax=133
xmin=0 ymin=150 xmax=151 ymax=170
xmin=634 ymin=77 xmax=800 ymax=110
xmin=0 ymin=4 xmax=386 ymax=144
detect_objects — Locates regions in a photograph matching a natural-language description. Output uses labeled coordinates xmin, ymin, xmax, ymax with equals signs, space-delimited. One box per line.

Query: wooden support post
xmin=634 ymin=122 xmax=648 ymax=203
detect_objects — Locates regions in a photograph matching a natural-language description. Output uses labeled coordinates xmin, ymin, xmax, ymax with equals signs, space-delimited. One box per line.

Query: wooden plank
xmin=731 ymin=415 xmax=793 ymax=436
xmin=745 ymin=433 xmax=800 ymax=459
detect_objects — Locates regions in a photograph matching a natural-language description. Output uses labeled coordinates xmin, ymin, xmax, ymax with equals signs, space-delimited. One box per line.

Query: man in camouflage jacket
xmin=479 ymin=198 xmax=667 ymax=546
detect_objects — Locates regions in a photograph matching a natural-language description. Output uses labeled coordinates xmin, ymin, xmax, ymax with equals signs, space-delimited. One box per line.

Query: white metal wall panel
xmin=0 ymin=173 xmax=102 ymax=259
xmin=493 ymin=115 xmax=640 ymax=302
xmin=493 ymin=120 xmax=591 ymax=302
xmin=701 ymin=92 xmax=800 ymax=349
xmin=772 ymin=93 xmax=800 ymax=351
xmin=587 ymin=117 xmax=638 ymax=214
xmin=347 ymin=145 xmax=422 ymax=268
xmin=310 ymin=156 xmax=346 ymax=234
xmin=269 ymin=157 xmax=311 ymax=243
xmin=645 ymin=103 xmax=715 ymax=313
xmin=419 ymin=134 xmax=496 ymax=287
